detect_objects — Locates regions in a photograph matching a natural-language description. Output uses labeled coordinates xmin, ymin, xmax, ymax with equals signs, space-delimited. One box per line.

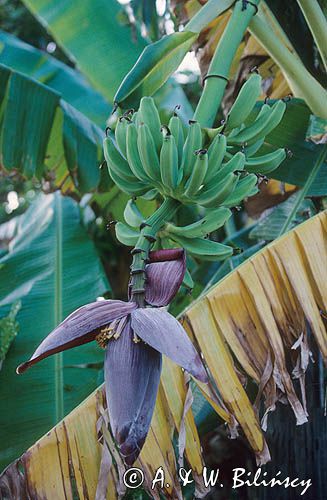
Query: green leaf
xmin=114 ymin=31 xmax=198 ymax=108
xmin=0 ymin=30 xmax=111 ymax=127
xmin=256 ymin=99 xmax=327 ymax=195
xmin=0 ymin=192 xmax=109 ymax=469
xmin=249 ymin=194 xmax=316 ymax=241
xmin=0 ymin=64 xmax=105 ymax=193
xmin=22 ymin=0 xmax=147 ymax=102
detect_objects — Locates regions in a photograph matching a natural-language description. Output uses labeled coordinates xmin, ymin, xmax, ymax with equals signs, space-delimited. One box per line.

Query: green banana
xmin=115 ymin=117 xmax=130 ymax=157
xmin=194 ymin=173 xmax=238 ymax=208
xmin=205 ymin=134 xmax=227 ymax=182
xmin=243 ymin=138 xmax=264 ymax=157
xmin=257 ymin=99 xmax=286 ymax=137
xmin=141 ymin=188 xmax=158 ymax=200
xmin=138 ymin=96 xmax=162 ymax=152
xmin=115 ymin=222 xmax=140 ymax=246
xmin=168 ymin=234 xmax=234 ymax=261
xmin=229 ymin=100 xmax=286 ymax=146
xmin=226 ymin=73 xmax=262 ymax=131
xmin=218 ymin=151 xmax=245 ymax=176
xmin=168 ymin=115 xmax=185 ymax=163
xmin=201 ymin=152 xmax=244 ymax=194
xmin=227 ymin=103 xmax=272 ymax=145
xmin=183 ymin=268 xmax=194 ymax=290
xmin=224 ymin=174 xmax=258 ymax=207
xmin=137 ymin=123 xmax=161 ymax=182
xmin=107 ymin=164 xmax=149 ymax=196
xmin=165 ymin=206 xmax=231 ymax=238
xmin=124 ymin=199 xmax=144 ymax=228
xmin=182 ymin=121 xmax=203 ymax=177
xmin=245 ymin=148 xmax=286 ymax=174
xmin=184 ymin=149 xmax=208 ymax=198
xmin=126 ymin=123 xmax=150 ymax=182
xmin=103 ymin=137 xmax=136 ymax=182
xmin=160 ymin=127 xmax=179 ymax=192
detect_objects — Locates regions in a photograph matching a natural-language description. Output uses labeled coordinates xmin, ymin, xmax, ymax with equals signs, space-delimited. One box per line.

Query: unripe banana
xmin=124 ymin=199 xmax=144 ymax=228
xmin=160 ymin=127 xmax=179 ymax=192
xmin=115 ymin=117 xmax=130 ymax=157
xmin=137 ymin=123 xmax=161 ymax=183
xmin=168 ymin=115 xmax=185 ymax=164
xmin=200 ymin=152 xmax=244 ymax=198
xmin=168 ymin=234 xmax=234 ymax=261
xmin=165 ymin=206 xmax=231 ymax=238
xmin=227 ymin=103 xmax=272 ymax=146
xmin=219 ymin=151 xmax=245 ymax=176
xmin=258 ymin=99 xmax=286 ymax=137
xmin=245 ymin=148 xmax=286 ymax=174
xmin=126 ymin=123 xmax=150 ymax=182
xmin=103 ymin=137 xmax=136 ymax=182
xmin=223 ymin=174 xmax=258 ymax=207
xmin=243 ymin=138 xmax=264 ymax=157
xmin=184 ymin=149 xmax=208 ymax=198
xmin=205 ymin=134 xmax=227 ymax=183
xmin=141 ymin=188 xmax=158 ymax=200
xmin=115 ymin=222 xmax=140 ymax=246
xmin=138 ymin=96 xmax=162 ymax=152
xmin=226 ymin=73 xmax=262 ymax=131
xmin=107 ymin=165 xmax=149 ymax=196
xmin=194 ymin=173 xmax=238 ymax=208
xmin=182 ymin=121 xmax=203 ymax=177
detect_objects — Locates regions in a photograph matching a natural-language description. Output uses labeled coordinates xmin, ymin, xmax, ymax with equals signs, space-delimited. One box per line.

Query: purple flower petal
xmin=131 ymin=308 xmax=208 ymax=383
xmin=17 ymin=300 xmax=137 ymax=373
xmin=145 ymin=248 xmax=186 ymax=307
xmin=105 ymin=321 xmax=162 ymax=465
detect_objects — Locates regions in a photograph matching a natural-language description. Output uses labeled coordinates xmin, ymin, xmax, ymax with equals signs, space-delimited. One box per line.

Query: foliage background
xmin=0 ymin=1 xmax=326 ymax=499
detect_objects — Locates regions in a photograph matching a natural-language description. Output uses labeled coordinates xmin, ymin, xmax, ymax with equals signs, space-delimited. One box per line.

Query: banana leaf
xmin=249 ymin=194 xmax=316 ymax=241
xmin=22 ymin=0 xmax=147 ymax=102
xmin=0 ymin=30 xmax=111 ymax=127
xmin=0 ymin=193 xmax=110 ymax=470
xmin=0 ymin=64 xmax=105 ymax=194
xmin=2 ymin=211 xmax=326 ymax=496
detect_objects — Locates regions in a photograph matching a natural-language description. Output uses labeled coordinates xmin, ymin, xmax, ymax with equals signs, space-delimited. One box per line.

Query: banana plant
xmin=0 ymin=0 xmax=326 ymax=497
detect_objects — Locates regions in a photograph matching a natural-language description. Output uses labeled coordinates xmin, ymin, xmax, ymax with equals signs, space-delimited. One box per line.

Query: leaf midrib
xmin=54 ymin=192 xmax=64 ymax=422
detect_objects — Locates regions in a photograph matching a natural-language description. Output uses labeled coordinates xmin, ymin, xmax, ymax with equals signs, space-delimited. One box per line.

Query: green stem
xmin=193 ymin=0 xmax=260 ymax=127
xmin=278 ymin=145 xmax=327 ymax=236
xmin=185 ymin=0 xmax=234 ymax=33
xmin=249 ymin=10 xmax=327 ymax=119
xmin=130 ymin=197 xmax=180 ymax=306
xmin=296 ymin=0 xmax=327 ymax=71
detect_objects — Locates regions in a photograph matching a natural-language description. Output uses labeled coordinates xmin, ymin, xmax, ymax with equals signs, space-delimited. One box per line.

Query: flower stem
xmin=278 ymin=145 xmax=327 ymax=236
xmin=193 ymin=0 xmax=260 ymax=127
xmin=130 ymin=197 xmax=180 ymax=306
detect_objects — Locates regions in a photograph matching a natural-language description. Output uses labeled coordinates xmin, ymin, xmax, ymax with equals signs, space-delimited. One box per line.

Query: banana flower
xmin=17 ymin=249 xmax=207 ymax=465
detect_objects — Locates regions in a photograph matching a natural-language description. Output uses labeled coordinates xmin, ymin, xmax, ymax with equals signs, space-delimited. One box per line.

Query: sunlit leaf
xmin=0 ymin=30 xmax=111 ymax=127
xmin=22 ymin=0 xmax=147 ymax=102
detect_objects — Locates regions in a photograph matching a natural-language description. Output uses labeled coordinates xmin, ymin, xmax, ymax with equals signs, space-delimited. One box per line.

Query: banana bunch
xmin=104 ymin=83 xmax=287 ymax=208
xmin=105 ymin=81 xmax=288 ymax=261
xmin=114 ymin=199 xmax=236 ymax=262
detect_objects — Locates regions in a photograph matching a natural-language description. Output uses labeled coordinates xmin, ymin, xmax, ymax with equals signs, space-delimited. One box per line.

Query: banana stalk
xmin=193 ymin=0 xmax=260 ymax=127
xmin=249 ymin=6 xmax=327 ymax=118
